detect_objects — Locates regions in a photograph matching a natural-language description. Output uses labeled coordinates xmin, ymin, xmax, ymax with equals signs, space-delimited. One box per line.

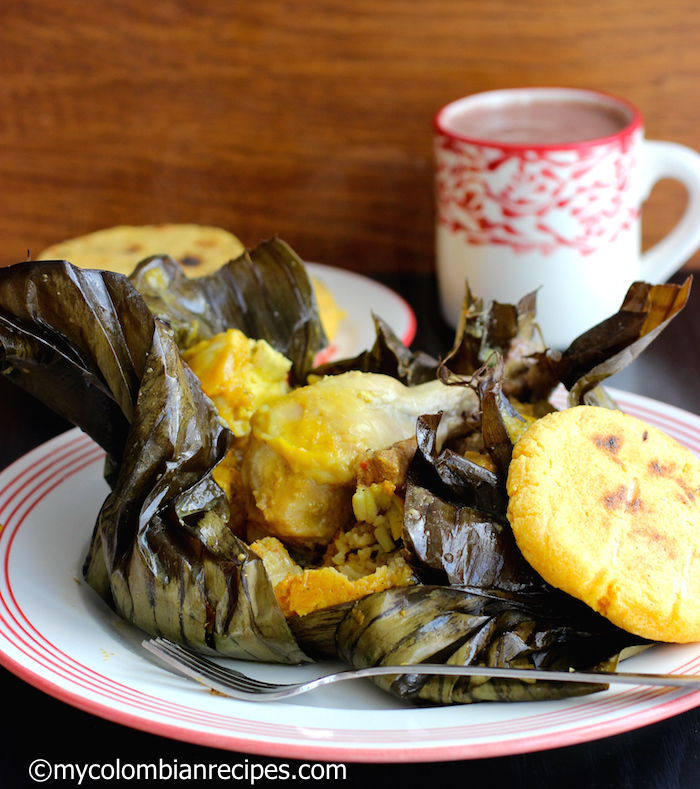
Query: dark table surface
xmin=1 ymin=272 xmax=700 ymax=788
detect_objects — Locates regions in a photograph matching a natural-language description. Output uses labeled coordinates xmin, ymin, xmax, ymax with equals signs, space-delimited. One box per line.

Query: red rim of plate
xmin=434 ymin=87 xmax=643 ymax=152
xmin=1 ymin=388 xmax=700 ymax=763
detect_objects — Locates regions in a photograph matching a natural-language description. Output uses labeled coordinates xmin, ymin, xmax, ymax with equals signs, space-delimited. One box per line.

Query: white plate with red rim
xmin=2 ymin=388 xmax=700 ymax=763
xmin=305 ymin=262 xmax=417 ymax=364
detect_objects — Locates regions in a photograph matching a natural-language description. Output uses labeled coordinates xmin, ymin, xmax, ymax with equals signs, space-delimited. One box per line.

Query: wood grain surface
xmin=1 ymin=0 xmax=699 ymax=274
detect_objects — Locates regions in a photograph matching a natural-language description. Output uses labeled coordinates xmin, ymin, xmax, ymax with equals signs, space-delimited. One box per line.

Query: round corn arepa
xmin=37 ymin=223 xmax=245 ymax=278
xmin=38 ymin=224 xmax=344 ymax=340
xmin=506 ymin=405 xmax=700 ymax=643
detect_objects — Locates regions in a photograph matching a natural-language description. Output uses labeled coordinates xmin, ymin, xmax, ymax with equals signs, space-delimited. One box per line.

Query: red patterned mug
xmin=435 ymin=87 xmax=700 ymax=349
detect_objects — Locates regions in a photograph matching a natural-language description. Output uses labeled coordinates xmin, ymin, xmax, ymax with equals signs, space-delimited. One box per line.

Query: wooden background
xmin=1 ymin=0 xmax=699 ymax=274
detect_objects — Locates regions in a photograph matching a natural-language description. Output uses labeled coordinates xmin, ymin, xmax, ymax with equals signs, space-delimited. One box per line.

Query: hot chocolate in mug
xmin=435 ymin=87 xmax=700 ymax=349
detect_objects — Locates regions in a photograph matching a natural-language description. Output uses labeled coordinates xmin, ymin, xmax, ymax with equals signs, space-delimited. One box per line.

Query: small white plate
xmin=305 ymin=263 xmax=416 ymax=364
xmin=2 ymin=389 xmax=700 ymax=763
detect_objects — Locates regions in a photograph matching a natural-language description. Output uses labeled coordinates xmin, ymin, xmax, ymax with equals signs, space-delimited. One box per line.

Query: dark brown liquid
xmin=448 ymin=99 xmax=630 ymax=144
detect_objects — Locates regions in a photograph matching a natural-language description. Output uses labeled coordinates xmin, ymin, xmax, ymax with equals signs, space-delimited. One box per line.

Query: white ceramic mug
xmin=435 ymin=87 xmax=700 ymax=349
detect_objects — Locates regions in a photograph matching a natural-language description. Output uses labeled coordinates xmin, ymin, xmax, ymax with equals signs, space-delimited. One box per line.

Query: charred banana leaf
xmin=0 ymin=261 xmax=148 ymax=465
xmin=0 ymin=259 xmax=310 ymax=663
xmin=554 ymin=278 xmax=692 ymax=406
xmin=410 ymin=413 xmax=506 ymax=516
xmin=471 ymin=357 xmax=528 ymax=477
xmin=336 ymin=586 xmax=647 ymax=705
xmin=403 ymin=414 xmax=547 ymax=593
xmin=129 ymin=237 xmax=326 ymax=385
xmin=311 ymin=313 xmax=438 ymax=386
xmin=442 ymin=284 xmax=561 ymax=404
xmin=287 ymin=602 xmax=355 ymax=660
xmin=403 ymin=485 xmax=546 ymax=592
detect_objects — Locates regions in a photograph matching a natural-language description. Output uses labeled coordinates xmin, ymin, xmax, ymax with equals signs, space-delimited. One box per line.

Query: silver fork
xmin=142 ymin=638 xmax=700 ymax=702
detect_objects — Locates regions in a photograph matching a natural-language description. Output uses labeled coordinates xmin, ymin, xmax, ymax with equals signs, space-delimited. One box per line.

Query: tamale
xmin=0 ymin=242 xmax=326 ymax=662
xmin=0 ymin=249 xmax=689 ymax=703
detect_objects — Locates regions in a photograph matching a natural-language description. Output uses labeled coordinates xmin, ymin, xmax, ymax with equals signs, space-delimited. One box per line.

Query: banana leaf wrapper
xmin=128 ymin=236 xmax=326 ymax=386
xmin=288 ymin=603 xmax=354 ymax=660
xmin=334 ymin=586 xmax=646 ymax=705
xmin=442 ymin=284 xmax=562 ymax=405
xmin=410 ymin=413 xmax=506 ymax=517
xmin=552 ymin=278 xmax=692 ymax=407
xmin=0 ymin=255 xmax=318 ymax=662
xmin=472 ymin=356 xmax=530 ymax=478
xmin=437 ymin=354 xmax=543 ymax=480
xmin=433 ymin=279 xmax=692 ymax=485
xmin=311 ymin=313 xmax=439 ymax=386
xmin=441 ymin=278 xmax=692 ymax=411
xmin=403 ymin=414 xmax=547 ymax=594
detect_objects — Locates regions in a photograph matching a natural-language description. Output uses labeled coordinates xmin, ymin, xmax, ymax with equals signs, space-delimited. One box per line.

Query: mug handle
xmin=640 ymin=140 xmax=700 ymax=283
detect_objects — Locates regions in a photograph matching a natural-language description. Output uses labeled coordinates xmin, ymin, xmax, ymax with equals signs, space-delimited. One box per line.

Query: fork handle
xmin=340 ymin=664 xmax=700 ymax=689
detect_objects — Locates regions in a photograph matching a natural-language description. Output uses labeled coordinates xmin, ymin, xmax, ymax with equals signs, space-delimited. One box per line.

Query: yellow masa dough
xmin=507 ymin=405 xmax=700 ymax=643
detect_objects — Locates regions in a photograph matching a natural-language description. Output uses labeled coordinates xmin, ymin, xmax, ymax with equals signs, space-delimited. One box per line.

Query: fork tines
xmin=145 ymin=637 xmax=282 ymax=692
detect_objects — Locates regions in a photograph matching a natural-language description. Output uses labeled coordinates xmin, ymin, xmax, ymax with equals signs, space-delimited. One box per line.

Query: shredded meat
xmin=356 ymin=437 xmax=417 ymax=490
